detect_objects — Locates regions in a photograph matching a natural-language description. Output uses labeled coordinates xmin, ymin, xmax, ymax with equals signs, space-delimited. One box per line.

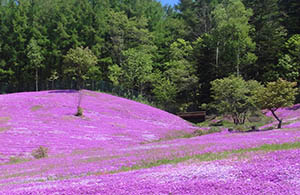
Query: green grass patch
xmin=31 ymin=105 xmax=43 ymax=111
xmin=8 ymin=156 xmax=30 ymax=164
xmin=0 ymin=116 xmax=11 ymax=123
xmin=0 ymin=126 xmax=11 ymax=132
xmin=4 ymin=142 xmax=299 ymax=183
xmin=109 ymin=141 xmax=300 ymax=174
xmin=146 ymin=128 xmax=222 ymax=144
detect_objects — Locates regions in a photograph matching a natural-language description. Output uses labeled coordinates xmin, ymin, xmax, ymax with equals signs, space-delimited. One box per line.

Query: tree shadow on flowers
xmin=286 ymin=104 xmax=300 ymax=111
xmin=48 ymin=90 xmax=78 ymax=94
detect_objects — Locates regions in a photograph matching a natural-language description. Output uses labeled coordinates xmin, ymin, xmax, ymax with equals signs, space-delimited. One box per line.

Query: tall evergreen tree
xmin=279 ymin=0 xmax=300 ymax=36
xmin=242 ymin=0 xmax=287 ymax=81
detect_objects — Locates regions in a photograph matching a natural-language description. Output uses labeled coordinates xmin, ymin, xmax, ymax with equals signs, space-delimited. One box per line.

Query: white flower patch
xmin=12 ymin=182 xmax=59 ymax=192
xmin=83 ymin=125 xmax=97 ymax=129
xmin=49 ymin=130 xmax=65 ymax=135
xmin=119 ymin=137 xmax=132 ymax=141
xmin=122 ymin=143 xmax=177 ymax=151
xmin=70 ymin=135 xmax=111 ymax=141
xmin=78 ymin=178 xmax=102 ymax=187
xmin=9 ymin=127 xmax=33 ymax=135
xmin=142 ymin=134 xmax=157 ymax=141
xmin=140 ymin=162 xmax=236 ymax=184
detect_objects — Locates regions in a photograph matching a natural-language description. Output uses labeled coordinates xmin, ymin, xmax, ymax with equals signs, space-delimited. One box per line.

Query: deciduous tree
xmin=26 ymin=38 xmax=44 ymax=91
xmin=210 ymin=76 xmax=262 ymax=125
xmin=63 ymin=46 xmax=98 ymax=89
xmin=255 ymin=79 xmax=297 ymax=128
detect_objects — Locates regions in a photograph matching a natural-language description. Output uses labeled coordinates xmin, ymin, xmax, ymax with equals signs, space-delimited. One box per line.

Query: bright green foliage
xmin=0 ymin=0 xmax=299 ymax=113
xmin=267 ymin=34 xmax=300 ymax=81
xmin=284 ymin=34 xmax=300 ymax=77
xmin=210 ymin=76 xmax=262 ymax=125
xmin=109 ymin=46 xmax=154 ymax=93
xmin=162 ymin=38 xmax=198 ymax=111
xmin=26 ymin=38 xmax=44 ymax=91
xmin=63 ymin=46 xmax=98 ymax=89
xmin=256 ymin=79 xmax=297 ymax=128
xmin=273 ymin=55 xmax=298 ymax=82
xmin=212 ymin=0 xmax=255 ymax=76
xmin=152 ymin=76 xmax=177 ymax=106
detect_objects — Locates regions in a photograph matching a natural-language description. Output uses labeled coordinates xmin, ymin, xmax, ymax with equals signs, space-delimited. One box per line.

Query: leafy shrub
xmin=32 ymin=146 xmax=48 ymax=159
xmin=193 ymin=127 xmax=221 ymax=136
xmin=193 ymin=130 xmax=204 ymax=136
xmin=207 ymin=127 xmax=221 ymax=134
xmin=75 ymin=106 xmax=83 ymax=117
xmin=210 ymin=76 xmax=263 ymax=125
xmin=210 ymin=120 xmax=223 ymax=126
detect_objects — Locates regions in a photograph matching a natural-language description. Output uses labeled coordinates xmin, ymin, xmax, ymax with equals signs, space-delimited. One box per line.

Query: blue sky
xmin=158 ymin=0 xmax=179 ymax=6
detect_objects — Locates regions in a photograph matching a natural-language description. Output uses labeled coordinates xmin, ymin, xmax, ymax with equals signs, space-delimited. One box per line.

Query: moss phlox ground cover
xmin=0 ymin=90 xmax=300 ymax=194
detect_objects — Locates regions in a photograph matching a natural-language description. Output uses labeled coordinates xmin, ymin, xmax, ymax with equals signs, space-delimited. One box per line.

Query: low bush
xmin=32 ymin=146 xmax=48 ymax=159
xmin=193 ymin=127 xmax=221 ymax=136
xmin=207 ymin=127 xmax=222 ymax=134
xmin=75 ymin=106 xmax=83 ymax=117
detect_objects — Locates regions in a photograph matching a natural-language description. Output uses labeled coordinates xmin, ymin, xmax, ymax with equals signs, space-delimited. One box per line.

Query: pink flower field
xmin=0 ymin=90 xmax=300 ymax=194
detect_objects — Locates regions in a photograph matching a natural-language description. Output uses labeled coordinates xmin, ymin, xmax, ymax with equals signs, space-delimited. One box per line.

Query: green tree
xmin=279 ymin=0 xmax=300 ymax=36
xmin=285 ymin=34 xmax=300 ymax=65
xmin=210 ymin=76 xmax=262 ymax=125
xmin=212 ymin=0 xmax=255 ymax=76
xmin=176 ymin=0 xmax=219 ymax=39
xmin=163 ymin=38 xmax=198 ymax=111
xmin=26 ymin=38 xmax=44 ymax=91
xmin=152 ymin=75 xmax=177 ymax=107
xmin=242 ymin=0 xmax=287 ymax=81
xmin=0 ymin=0 xmax=30 ymax=90
xmin=105 ymin=11 xmax=129 ymax=66
xmin=63 ymin=46 xmax=98 ymax=89
xmin=108 ymin=45 xmax=155 ymax=93
xmin=255 ymin=79 xmax=297 ymax=128
xmin=269 ymin=34 xmax=300 ymax=82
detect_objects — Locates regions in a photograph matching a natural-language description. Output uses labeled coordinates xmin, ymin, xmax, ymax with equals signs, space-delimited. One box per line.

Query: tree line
xmin=0 ymin=0 xmax=299 ymax=112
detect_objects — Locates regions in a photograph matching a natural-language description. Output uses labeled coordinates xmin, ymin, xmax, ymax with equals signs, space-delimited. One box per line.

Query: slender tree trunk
xmin=35 ymin=68 xmax=38 ymax=91
xmin=270 ymin=109 xmax=282 ymax=129
xmin=237 ymin=46 xmax=240 ymax=76
xmin=216 ymin=42 xmax=219 ymax=68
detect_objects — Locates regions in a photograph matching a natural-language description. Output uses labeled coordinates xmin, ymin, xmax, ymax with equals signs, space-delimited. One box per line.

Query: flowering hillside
xmin=0 ymin=90 xmax=196 ymax=162
xmin=0 ymin=90 xmax=300 ymax=194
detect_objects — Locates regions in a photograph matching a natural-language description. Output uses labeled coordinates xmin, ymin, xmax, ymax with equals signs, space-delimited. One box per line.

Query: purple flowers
xmin=0 ymin=90 xmax=299 ymax=194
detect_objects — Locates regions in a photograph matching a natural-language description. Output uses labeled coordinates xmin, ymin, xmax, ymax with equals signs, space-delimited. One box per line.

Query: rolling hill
xmin=0 ymin=90 xmax=300 ymax=194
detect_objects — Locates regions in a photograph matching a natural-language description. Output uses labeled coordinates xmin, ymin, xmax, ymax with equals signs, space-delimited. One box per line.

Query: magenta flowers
xmin=0 ymin=90 xmax=299 ymax=194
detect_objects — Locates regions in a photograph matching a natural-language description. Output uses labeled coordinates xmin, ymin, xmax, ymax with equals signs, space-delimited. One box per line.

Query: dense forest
xmin=0 ymin=0 xmax=299 ymax=112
